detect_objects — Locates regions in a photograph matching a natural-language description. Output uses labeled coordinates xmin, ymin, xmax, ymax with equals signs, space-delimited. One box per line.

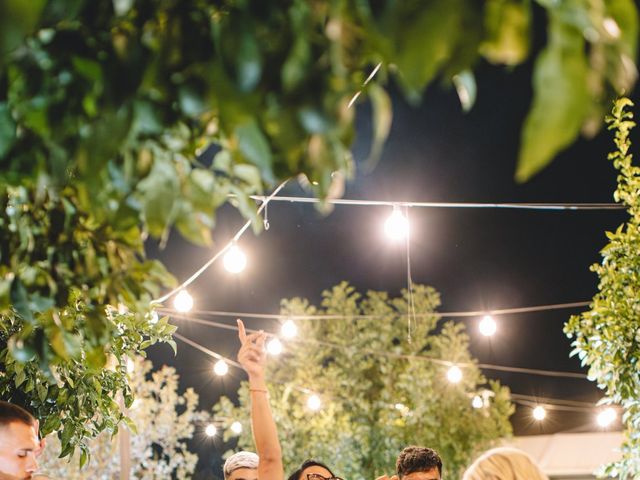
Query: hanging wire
xmin=157 ymin=300 xmax=590 ymax=321
xmin=405 ymin=205 xmax=416 ymax=343
xmin=151 ymin=180 xmax=289 ymax=305
xmin=167 ymin=313 xmax=589 ymax=380
xmin=247 ymin=195 xmax=623 ymax=211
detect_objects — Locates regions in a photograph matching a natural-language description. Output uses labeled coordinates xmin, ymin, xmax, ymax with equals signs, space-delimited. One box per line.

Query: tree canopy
xmin=0 ymin=0 xmax=635 ymax=457
xmin=565 ymin=98 xmax=640 ymax=479
xmin=215 ymin=283 xmax=513 ymax=479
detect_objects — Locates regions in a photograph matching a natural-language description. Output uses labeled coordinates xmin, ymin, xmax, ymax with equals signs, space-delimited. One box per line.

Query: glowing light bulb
xmin=126 ymin=358 xmax=135 ymax=374
xmin=472 ymin=395 xmax=483 ymax=409
xmin=597 ymin=408 xmax=617 ymax=428
xmin=266 ymin=338 xmax=283 ymax=356
xmin=479 ymin=315 xmax=497 ymax=337
xmin=307 ymin=394 xmax=322 ymax=411
xmin=281 ymin=320 xmax=298 ymax=339
xmin=533 ymin=406 xmax=546 ymax=421
xmin=230 ymin=421 xmax=243 ymax=434
xmin=224 ymin=245 xmax=247 ymax=273
xmin=205 ymin=424 xmax=217 ymax=437
xmin=213 ymin=359 xmax=229 ymax=376
xmin=384 ymin=207 xmax=409 ymax=241
xmin=447 ymin=365 xmax=463 ymax=384
xmin=173 ymin=290 xmax=193 ymax=313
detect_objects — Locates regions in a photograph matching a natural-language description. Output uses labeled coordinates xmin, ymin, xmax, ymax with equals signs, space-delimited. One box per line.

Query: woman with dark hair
xmin=287 ymin=460 xmax=342 ymax=480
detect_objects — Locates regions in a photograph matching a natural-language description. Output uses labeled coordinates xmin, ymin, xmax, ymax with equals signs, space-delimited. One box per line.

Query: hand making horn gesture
xmin=237 ymin=319 xmax=267 ymax=384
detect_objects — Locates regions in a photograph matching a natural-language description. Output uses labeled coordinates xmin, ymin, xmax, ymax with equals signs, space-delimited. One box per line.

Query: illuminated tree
xmin=215 ymin=283 xmax=513 ymax=478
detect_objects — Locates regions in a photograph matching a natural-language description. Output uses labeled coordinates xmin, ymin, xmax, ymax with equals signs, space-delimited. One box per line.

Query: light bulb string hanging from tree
xmin=171 ymin=329 xmax=612 ymax=417
xmin=151 ymin=179 xmax=289 ymax=305
xmin=166 ymin=313 xmax=589 ymax=380
xmin=157 ymin=299 xmax=591 ymax=321
xmin=248 ymin=195 xmax=624 ymax=211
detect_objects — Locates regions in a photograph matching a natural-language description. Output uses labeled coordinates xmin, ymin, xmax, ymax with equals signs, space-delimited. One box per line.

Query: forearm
xmin=249 ymin=375 xmax=283 ymax=472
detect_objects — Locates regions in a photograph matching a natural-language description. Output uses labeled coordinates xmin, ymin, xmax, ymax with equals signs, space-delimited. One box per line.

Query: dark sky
xmin=146 ymin=40 xmax=639 ymax=478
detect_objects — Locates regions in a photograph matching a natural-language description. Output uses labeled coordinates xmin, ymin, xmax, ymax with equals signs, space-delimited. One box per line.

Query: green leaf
xmin=366 ymin=83 xmax=393 ymax=166
xmin=10 ymin=278 xmax=34 ymax=323
xmin=392 ymin=0 xmax=462 ymax=102
xmin=480 ymin=0 xmax=531 ymax=65
xmin=0 ymin=103 xmax=16 ymax=159
xmin=452 ymin=70 xmax=477 ymax=112
xmin=136 ymin=157 xmax=180 ymax=237
xmin=516 ymin=17 xmax=589 ymax=182
xmin=235 ymin=121 xmax=275 ymax=183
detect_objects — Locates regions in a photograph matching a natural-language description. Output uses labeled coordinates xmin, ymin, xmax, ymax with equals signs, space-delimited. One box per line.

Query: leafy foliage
xmin=215 ymin=283 xmax=513 ymax=479
xmin=565 ymin=98 xmax=640 ymax=478
xmin=0 ymin=0 xmax=635 ymax=459
xmin=38 ymin=358 xmax=207 ymax=479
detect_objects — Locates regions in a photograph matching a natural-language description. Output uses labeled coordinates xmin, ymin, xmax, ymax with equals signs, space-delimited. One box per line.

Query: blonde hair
xmin=462 ymin=447 xmax=549 ymax=480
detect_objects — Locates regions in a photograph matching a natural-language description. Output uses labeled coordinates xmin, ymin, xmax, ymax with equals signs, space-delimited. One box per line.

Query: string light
xmin=266 ymin=338 xmax=283 ymax=356
xmin=479 ymin=315 xmax=497 ymax=337
xmin=472 ymin=395 xmax=484 ymax=409
xmin=447 ymin=365 xmax=463 ymax=384
xmin=533 ymin=405 xmax=547 ymax=421
xmin=307 ymin=394 xmax=322 ymax=411
xmin=173 ymin=290 xmax=194 ymax=313
xmin=384 ymin=206 xmax=409 ymax=241
xmin=597 ymin=407 xmax=617 ymax=428
xmin=213 ymin=359 xmax=229 ymax=376
xmin=281 ymin=319 xmax=298 ymax=338
xmin=126 ymin=358 xmax=135 ymax=374
xmin=223 ymin=244 xmax=247 ymax=273
xmin=205 ymin=424 xmax=217 ymax=437
xmin=230 ymin=421 xmax=243 ymax=434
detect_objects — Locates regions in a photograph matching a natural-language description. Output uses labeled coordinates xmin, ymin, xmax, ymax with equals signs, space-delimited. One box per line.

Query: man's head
xmin=224 ymin=451 xmax=259 ymax=480
xmin=0 ymin=401 xmax=39 ymax=480
xmin=396 ymin=446 xmax=443 ymax=480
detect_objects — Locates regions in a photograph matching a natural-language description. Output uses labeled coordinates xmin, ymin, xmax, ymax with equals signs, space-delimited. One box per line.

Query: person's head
xmin=396 ymin=446 xmax=443 ymax=480
xmin=287 ymin=459 xmax=339 ymax=480
xmin=224 ymin=451 xmax=260 ymax=480
xmin=0 ymin=401 xmax=39 ymax=480
xmin=461 ymin=447 xmax=548 ymax=480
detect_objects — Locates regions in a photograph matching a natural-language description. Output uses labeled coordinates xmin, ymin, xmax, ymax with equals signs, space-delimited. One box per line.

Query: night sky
xmin=146 ymin=40 xmax=639 ymax=478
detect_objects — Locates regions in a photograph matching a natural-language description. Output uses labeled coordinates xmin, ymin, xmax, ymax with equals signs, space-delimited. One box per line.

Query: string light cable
xmin=158 ymin=300 xmax=591 ymax=322
xmin=166 ymin=313 xmax=589 ymax=380
xmin=151 ymin=180 xmax=289 ymax=305
xmin=249 ymin=195 xmax=624 ymax=211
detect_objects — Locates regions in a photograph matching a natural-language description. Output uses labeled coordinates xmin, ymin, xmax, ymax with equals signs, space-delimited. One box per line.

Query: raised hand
xmin=237 ymin=319 xmax=267 ymax=381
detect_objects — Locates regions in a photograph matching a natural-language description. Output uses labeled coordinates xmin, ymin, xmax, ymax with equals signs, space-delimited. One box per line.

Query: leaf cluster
xmin=565 ymin=98 xmax=640 ymax=478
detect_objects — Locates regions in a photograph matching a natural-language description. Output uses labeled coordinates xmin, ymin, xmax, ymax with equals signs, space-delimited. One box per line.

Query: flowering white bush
xmin=38 ymin=358 xmax=208 ymax=479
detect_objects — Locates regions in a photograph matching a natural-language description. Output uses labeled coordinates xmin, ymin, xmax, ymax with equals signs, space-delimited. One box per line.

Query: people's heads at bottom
xmin=224 ymin=451 xmax=260 ymax=480
xmin=0 ymin=401 xmax=40 ymax=480
xmin=462 ymin=447 xmax=549 ymax=480
xmin=287 ymin=459 xmax=340 ymax=480
xmin=396 ymin=446 xmax=443 ymax=480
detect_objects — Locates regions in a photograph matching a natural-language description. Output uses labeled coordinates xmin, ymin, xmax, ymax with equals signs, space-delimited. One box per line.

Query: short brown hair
xmin=0 ymin=401 xmax=36 ymax=428
xmin=396 ymin=446 xmax=443 ymax=477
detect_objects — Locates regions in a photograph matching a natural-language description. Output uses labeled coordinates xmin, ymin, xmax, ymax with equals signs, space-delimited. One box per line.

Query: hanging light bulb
xmin=447 ymin=365 xmax=463 ymax=384
xmin=224 ymin=244 xmax=247 ymax=273
xmin=173 ymin=290 xmax=194 ymax=313
xmin=281 ymin=319 xmax=298 ymax=339
xmin=205 ymin=424 xmax=217 ymax=437
xmin=213 ymin=359 xmax=229 ymax=376
xmin=472 ymin=395 xmax=484 ymax=409
xmin=307 ymin=394 xmax=322 ymax=411
xmin=479 ymin=315 xmax=497 ymax=337
xmin=532 ymin=406 xmax=546 ymax=421
xmin=266 ymin=338 xmax=283 ymax=356
xmin=384 ymin=206 xmax=409 ymax=241
xmin=596 ymin=408 xmax=617 ymax=428
xmin=230 ymin=421 xmax=243 ymax=435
